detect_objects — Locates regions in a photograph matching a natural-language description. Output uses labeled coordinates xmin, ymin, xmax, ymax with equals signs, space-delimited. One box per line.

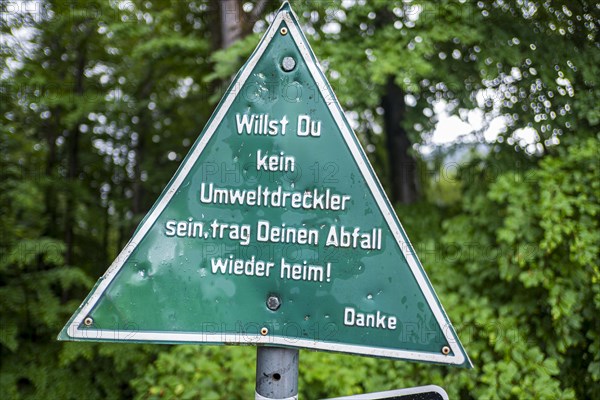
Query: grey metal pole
xmin=255 ymin=346 xmax=299 ymax=400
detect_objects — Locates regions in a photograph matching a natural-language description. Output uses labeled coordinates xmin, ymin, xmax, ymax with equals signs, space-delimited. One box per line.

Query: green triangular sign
xmin=60 ymin=3 xmax=471 ymax=368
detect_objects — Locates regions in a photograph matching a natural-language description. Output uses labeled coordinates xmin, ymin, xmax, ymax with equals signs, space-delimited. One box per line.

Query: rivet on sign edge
xmin=441 ymin=346 xmax=451 ymax=355
xmin=280 ymin=27 xmax=288 ymax=35
xmin=83 ymin=317 xmax=93 ymax=326
xmin=261 ymin=327 xmax=269 ymax=336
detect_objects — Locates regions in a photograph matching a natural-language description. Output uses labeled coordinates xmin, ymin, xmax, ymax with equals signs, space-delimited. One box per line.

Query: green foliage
xmin=428 ymin=137 xmax=599 ymax=399
xmin=1 ymin=0 xmax=213 ymax=398
xmin=132 ymin=346 xmax=256 ymax=399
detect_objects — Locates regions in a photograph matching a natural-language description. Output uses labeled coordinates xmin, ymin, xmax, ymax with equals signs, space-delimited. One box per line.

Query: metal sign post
xmin=255 ymin=347 xmax=299 ymax=400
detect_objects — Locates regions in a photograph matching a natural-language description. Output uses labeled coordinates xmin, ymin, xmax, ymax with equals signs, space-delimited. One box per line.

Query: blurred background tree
xmin=1 ymin=0 xmax=598 ymax=399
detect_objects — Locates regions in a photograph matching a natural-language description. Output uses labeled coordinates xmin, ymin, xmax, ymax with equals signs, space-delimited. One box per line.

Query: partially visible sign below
xmin=59 ymin=2 xmax=471 ymax=368
xmin=325 ymin=385 xmax=448 ymax=400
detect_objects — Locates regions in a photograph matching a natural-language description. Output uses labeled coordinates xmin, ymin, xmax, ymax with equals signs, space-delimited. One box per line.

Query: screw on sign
xmin=59 ymin=2 xmax=471 ymax=399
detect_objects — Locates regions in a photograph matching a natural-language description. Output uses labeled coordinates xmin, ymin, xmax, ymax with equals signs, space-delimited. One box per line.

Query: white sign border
xmin=61 ymin=3 xmax=470 ymax=368
xmin=324 ymin=384 xmax=449 ymax=400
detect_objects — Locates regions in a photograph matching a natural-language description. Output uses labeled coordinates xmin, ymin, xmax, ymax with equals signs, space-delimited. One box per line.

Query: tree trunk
xmin=130 ymin=71 xmax=154 ymax=233
xmin=132 ymin=129 xmax=145 ymax=216
xmin=64 ymin=43 xmax=86 ymax=265
xmin=219 ymin=0 xmax=243 ymax=48
xmin=381 ymin=76 xmax=420 ymax=204
xmin=102 ymin=201 xmax=110 ymax=269
xmin=217 ymin=0 xmax=270 ymax=48
xmin=43 ymin=116 xmax=58 ymax=238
